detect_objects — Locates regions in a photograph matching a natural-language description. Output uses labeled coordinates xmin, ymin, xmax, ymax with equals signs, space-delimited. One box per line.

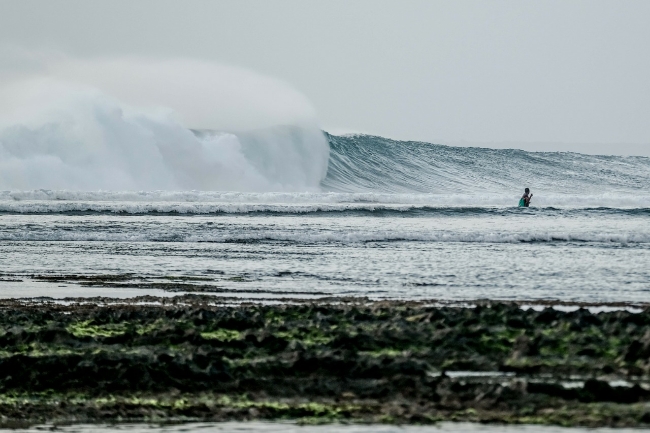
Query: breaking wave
xmin=0 ymin=58 xmax=329 ymax=192
xmin=1 ymin=73 xmax=649 ymax=207
xmin=0 ymin=92 xmax=328 ymax=192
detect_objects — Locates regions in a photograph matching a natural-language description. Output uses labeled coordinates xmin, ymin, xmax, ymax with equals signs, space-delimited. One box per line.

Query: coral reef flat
xmin=0 ymin=297 xmax=649 ymax=427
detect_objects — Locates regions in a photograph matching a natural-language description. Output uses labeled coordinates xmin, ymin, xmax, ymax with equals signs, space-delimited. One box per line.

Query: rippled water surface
xmin=1 ymin=198 xmax=649 ymax=303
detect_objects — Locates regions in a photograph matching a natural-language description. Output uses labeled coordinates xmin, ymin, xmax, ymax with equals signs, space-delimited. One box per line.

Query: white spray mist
xmin=0 ymin=51 xmax=329 ymax=191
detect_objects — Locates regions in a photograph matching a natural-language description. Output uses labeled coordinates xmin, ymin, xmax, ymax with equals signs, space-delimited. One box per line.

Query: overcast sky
xmin=1 ymin=0 xmax=649 ymax=155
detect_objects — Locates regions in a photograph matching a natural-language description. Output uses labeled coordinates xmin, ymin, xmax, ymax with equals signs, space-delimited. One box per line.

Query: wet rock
xmin=534 ymin=308 xmax=560 ymax=324
xmin=0 ymin=298 xmax=649 ymax=426
xmin=624 ymin=329 xmax=650 ymax=362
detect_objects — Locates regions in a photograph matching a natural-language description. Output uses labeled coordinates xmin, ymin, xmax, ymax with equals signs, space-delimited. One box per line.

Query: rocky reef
xmin=0 ymin=296 xmax=649 ymax=427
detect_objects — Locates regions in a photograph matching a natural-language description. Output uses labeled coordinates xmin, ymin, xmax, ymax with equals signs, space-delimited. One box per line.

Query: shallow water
xmin=1 ymin=198 xmax=649 ymax=303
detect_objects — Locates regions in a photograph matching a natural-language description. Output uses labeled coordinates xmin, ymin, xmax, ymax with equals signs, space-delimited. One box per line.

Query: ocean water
xmin=0 ymin=133 xmax=649 ymax=304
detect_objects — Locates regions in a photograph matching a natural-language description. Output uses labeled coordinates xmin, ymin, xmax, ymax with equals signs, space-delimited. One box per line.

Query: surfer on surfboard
xmin=519 ymin=188 xmax=533 ymax=207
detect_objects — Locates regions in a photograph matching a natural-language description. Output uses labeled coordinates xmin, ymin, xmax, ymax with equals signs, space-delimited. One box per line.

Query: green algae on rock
xmin=0 ymin=298 xmax=649 ymax=427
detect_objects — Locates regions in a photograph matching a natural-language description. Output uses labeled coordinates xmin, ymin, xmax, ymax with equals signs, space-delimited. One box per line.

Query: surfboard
xmin=518 ymin=198 xmax=526 ymax=207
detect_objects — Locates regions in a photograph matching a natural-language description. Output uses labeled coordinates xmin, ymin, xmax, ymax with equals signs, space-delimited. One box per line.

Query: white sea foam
xmin=0 ymin=191 xmax=648 ymax=213
xmin=0 ymin=56 xmax=329 ymax=192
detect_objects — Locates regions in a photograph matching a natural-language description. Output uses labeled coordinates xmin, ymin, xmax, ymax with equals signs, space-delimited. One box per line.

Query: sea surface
xmin=0 ymin=133 xmax=649 ymax=304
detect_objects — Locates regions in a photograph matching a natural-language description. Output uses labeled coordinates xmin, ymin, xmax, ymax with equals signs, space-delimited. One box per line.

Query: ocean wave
xmin=323 ymin=133 xmax=650 ymax=195
xmin=2 ymin=118 xmax=650 ymax=198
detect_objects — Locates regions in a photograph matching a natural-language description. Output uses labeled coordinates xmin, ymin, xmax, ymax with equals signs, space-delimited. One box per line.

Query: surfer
xmin=519 ymin=188 xmax=533 ymax=207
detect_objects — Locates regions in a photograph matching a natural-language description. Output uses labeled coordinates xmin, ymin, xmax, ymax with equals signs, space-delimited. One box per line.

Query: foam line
xmin=0 ymin=190 xmax=648 ymax=206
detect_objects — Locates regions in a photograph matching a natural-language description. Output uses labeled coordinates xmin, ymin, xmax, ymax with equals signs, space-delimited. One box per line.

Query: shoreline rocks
xmin=0 ymin=297 xmax=648 ymax=427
